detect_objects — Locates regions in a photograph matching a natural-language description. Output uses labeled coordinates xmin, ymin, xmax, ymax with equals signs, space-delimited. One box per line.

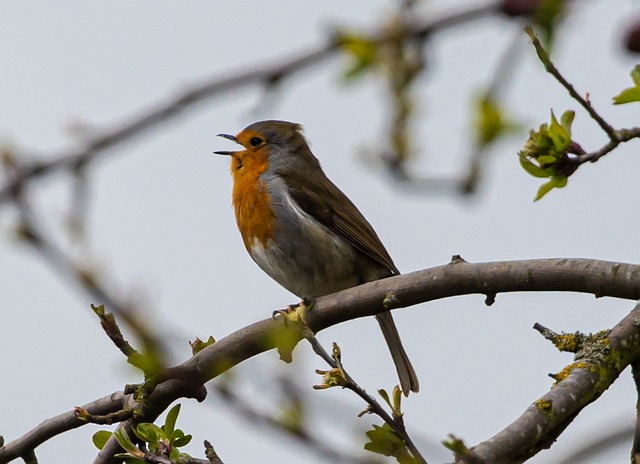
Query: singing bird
xmin=215 ymin=120 xmax=419 ymax=395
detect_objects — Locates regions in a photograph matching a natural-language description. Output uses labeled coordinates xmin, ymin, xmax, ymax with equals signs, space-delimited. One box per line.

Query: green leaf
xmin=377 ymin=388 xmax=391 ymax=409
xmin=537 ymin=155 xmax=557 ymax=165
xmin=560 ymin=110 xmax=575 ymax=133
xmin=364 ymin=423 xmax=416 ymax=464
xmin=190 ymin=336 xmax=215 ymax=355
xmin=613 ymin=65 xmax=640 ymax=104
xmin=519 ymin=153 xmax=553 ymax=178
xmin=113 ymin=427 xmax=142 ymax=456
xmin=92 ymin=430 xmax=113 ymax=450
xmin=391 ymin=385 xmax=402 ymax=417
xmin=131 ymin=424 xmax=147 ymax=442
xmin=534 ymin=179 xmax=554 ymax=201
xmin=164 ymin=404 xmax=180 ymax=439
xmin=534 ymin=176 xmax=567 ymax=201
xmin=134 ymin=423 xmax=164 ymax=445
xmin=443 ymin=434 xmax=468 ymax=453
xmin=173 ymin=433 xmax=193 ymax=448
xmin=548 ymin=110 xmax=570 ymax=149
xmin=613 ymin=87 xmax=640 ymax=105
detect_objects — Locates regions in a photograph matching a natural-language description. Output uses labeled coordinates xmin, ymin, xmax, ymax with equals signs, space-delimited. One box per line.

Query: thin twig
xmin=203 ymin=440 xmax=225 ymax=464
xmin=525 ymin=26 xmax=617 ymax=139
xmin=301 ymin=327 xmax=427 ymax=464
xmin=74 ymin=407 xmax=133 ymax=425
xmin=570 ymin=127 xmax=640 ymax=165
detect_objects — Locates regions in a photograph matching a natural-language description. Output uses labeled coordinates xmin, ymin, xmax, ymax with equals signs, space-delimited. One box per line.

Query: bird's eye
xmin=249 ymin=137 xmax=263 ymax=147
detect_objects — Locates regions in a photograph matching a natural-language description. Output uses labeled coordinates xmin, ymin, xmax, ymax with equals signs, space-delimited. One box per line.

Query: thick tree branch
xmin=462 ymin=302 xmax=640 ymax=463
xmin=460 ymin=305 xmax=640 ymax=464
xmin=165 ymin=257 xmax=640 ymax=384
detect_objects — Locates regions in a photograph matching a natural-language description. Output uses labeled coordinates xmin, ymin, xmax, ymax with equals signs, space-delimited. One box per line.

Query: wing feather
xmin=281 ymin=170 xmax=399 ymax=276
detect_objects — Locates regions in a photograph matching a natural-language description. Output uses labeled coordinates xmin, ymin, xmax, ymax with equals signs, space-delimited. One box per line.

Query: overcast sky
xmin=1 ymin=1 xmax=639 ymax=463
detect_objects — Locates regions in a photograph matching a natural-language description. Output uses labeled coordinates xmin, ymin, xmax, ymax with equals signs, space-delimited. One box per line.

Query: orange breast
xmin=231 ymin=155 xmax=275 ymax=250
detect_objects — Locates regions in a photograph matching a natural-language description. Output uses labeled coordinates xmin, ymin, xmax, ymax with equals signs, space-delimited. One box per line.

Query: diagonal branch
xmin=463 ymin=301 xmax=640 ymax=463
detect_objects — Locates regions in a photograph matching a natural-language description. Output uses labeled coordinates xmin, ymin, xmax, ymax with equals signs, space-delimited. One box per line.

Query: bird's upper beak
xmin=213 ymin=133 xmax=240 ymax=156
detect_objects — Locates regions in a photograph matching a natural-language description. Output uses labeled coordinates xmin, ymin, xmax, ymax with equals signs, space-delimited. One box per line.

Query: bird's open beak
xmin=213 ymin=133 xmax=240 ymax=155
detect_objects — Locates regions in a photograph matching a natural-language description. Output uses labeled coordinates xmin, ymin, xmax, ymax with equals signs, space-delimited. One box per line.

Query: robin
xmin=214 ymin=120 xmax=419 ymax=395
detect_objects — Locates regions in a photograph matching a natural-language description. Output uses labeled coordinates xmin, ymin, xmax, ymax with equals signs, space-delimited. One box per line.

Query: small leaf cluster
xmin=190 ymin=335 xmax=215 ymax=355
xmin=519 ymin=110 xmax=577 ymax=200
xmin=364 ymin=423 xmax=416 ymax=464
xmin=363 ymin=386 xmax=417 ymax=463
xmin=377 ymin=385 xmax=404 ymax=419
xmin=92 ymin=404 xmax=192 ymax=463
xmin=271 ymin=301 xmax=309 ymax=362
xmin=443 ymin=434 xmax=475 ymax=461
xmin=314 ymin=343 xmax=347 ymax=390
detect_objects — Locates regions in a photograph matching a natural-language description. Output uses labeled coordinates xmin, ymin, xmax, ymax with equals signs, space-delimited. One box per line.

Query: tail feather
xmin=375 ymin=311 xmax=420 ymax=396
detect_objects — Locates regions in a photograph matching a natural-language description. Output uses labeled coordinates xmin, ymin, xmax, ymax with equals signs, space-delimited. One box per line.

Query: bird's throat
xmin=231 ymin=160 xmax=275 ymax=250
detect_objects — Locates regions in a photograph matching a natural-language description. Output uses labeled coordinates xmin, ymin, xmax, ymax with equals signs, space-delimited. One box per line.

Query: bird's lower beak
xmin=214 ymin=133 xmax=240 ymax=155
xmin=213 ymin=150 xmax=237 ymax=155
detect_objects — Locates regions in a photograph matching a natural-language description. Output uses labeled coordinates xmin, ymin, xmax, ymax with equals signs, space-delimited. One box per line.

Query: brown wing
xmin=281 ymin=170 xmax=400 ymax=276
